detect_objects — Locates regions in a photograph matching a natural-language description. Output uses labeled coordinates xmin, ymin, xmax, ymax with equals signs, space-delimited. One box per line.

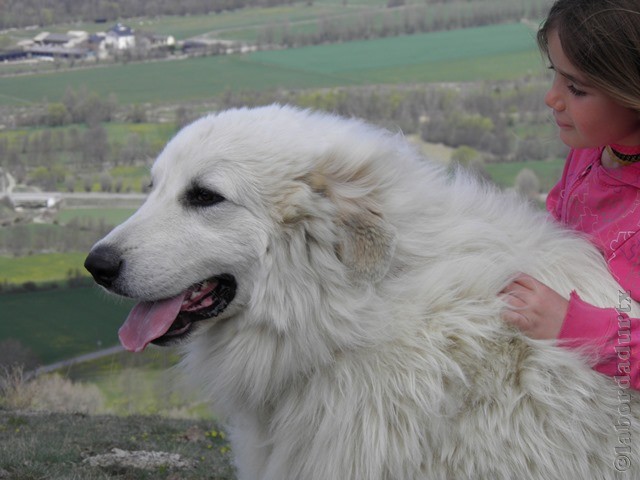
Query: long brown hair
xmin=537 ymin=0 xmax=640 ymax=111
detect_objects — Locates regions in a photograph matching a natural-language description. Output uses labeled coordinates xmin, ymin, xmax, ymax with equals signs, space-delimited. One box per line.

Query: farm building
xmin=34 ymin=31 xmax=88 ymax=49
xmin=104 ymin=23 xmax=136 ymax=50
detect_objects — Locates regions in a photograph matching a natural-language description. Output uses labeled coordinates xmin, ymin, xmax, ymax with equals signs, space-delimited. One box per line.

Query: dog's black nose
xmin=84 ymin=245 xmax=123 ymax=288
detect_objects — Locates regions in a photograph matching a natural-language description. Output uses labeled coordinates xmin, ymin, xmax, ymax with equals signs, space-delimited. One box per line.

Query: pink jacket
xmin=547 ymin=147 xmax=640 ymax=390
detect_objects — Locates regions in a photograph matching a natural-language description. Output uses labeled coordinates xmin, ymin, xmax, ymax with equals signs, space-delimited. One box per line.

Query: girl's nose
xmin=544 ymin=84 xmax=565 ymax=112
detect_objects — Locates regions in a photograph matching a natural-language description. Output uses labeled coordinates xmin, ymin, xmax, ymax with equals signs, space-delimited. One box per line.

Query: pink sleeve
xmin=558 ymin=291 xmax=639 ymax=390
xmin=545 ymin=179 xmax=563 ymax=222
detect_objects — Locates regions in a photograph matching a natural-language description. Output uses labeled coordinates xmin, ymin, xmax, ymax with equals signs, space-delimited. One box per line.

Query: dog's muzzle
xmin=85 ymin=245 xmax=123 ymax=289
xmin=85 ymin=243 xmax=237 ymax=352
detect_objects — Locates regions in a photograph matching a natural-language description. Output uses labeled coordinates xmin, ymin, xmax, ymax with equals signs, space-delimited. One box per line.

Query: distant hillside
xmin=0 ymin=22 xmax=542 ymax=107
xmin=0 ymin=0 xmax=293 ymax=29
xmin=0 ymin=0 xmax=552 ymax=30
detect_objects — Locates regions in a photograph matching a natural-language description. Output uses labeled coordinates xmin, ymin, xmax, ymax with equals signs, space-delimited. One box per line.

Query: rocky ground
xmin=0 ymin=410 xmax=236 ymax=479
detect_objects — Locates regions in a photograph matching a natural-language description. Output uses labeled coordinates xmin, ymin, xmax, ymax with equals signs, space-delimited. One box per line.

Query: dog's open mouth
xmin=118 ymin=274 xmax=236 ymax=352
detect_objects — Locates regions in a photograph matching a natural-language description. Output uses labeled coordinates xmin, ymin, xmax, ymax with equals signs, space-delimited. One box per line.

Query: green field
xmin=0 ymin=22 xmax=543 ymax=106
xmin=105 ymin=122 xmax=177 ymax=148
xmin=0 ymin=252 xmax=90 ymax=285
xmin=55 ymin=207 xmax=137 ymax=226
xmin=0 ymin=208 xmax=135 ymax=285
xmin=484 ymin=157 xmax=564 ymax=191
xmin=154 ymin=3 xmax=364 ymax=40
xmin=0 ymin=287 xmax=134 ymax=364
xmin=0 ymin=208 xmax=137 ymax=285
xmin=0 ymin=54 xmax=357 ymax=106
xmin=253 ymin=22 xmax=542 ymax=80
xmin=6 ymin=0 xmax=391 ymax=42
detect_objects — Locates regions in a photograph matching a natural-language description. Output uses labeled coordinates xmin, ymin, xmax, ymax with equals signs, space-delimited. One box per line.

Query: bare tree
xmin=99 ymin=172 xmax=113 ymax=192
xmin=82 ymin=124 xmax=109 ymax=165
xmin=515 ymin=168 xmax=541 ymax=200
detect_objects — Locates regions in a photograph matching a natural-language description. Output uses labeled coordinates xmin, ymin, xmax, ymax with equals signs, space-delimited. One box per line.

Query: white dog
xmin=86 ymin=105 xmax=639 ymax=480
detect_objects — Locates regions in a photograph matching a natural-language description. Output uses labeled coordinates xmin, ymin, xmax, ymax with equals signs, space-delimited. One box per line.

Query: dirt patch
xmin=83 ymin=448 xmax=196 ymax=470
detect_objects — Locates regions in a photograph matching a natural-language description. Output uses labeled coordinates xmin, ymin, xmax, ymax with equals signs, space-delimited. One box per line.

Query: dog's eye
xmin=185 ymin=187 xmax=225 ymax=207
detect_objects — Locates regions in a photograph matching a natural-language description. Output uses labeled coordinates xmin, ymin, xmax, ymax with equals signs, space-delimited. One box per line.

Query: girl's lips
xmin=554 ymin=115 xmax=572 ymax=129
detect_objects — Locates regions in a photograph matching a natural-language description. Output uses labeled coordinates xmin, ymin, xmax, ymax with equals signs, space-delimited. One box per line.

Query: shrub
xmin=0 ymin=366 xmax=105 ymax=414
xmin=515 ymin=168 xmax=541 ymax=200
xmin=0 ymin=365 xmax=34 ymax=410
xmin=28 ymin=374 xmax=105 ymax=414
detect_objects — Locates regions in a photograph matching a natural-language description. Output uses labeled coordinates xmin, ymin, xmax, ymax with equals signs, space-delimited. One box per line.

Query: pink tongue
xmin=118 ymin=293 xmax=187 ymax=352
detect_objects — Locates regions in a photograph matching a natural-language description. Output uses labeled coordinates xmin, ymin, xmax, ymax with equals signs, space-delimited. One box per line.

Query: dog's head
xmin=85 ymin=105 xmax=405 ymax=352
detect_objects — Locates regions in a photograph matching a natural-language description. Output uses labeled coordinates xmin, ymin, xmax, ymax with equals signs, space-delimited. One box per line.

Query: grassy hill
xmin=0 ymin=22 xmax=542 ymax=106
xmin=0 ymin=411 xmax=235 ymax=479
xmin=484 ymin=158 xmax=564 ymax=192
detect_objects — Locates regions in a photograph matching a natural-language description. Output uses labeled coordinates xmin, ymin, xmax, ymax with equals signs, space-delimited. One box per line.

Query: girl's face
xmin=544 ymin=29 xmax=640 ymax=149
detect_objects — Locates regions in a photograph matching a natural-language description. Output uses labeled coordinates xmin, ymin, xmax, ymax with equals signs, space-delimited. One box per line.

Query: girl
xmin=501 ymin=0 xmax=640 ymax=390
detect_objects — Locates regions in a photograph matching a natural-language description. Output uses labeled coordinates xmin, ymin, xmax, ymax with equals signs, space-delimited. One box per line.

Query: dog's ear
xmin=301 ymin=162 xmax=397 ymax=283
xmin=335 ymin=208 xmax=397 ymax=284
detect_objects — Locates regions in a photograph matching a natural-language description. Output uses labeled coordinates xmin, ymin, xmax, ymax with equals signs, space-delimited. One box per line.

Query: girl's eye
xmin=568 ymin=84 xmax=587 ymax=97
xmin=547 ymin=64 xmax=588 ymax=97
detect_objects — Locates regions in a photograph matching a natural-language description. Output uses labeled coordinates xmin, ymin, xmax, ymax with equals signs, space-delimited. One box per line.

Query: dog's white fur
xmin=95 ymin=105 xmax=639 ymax=479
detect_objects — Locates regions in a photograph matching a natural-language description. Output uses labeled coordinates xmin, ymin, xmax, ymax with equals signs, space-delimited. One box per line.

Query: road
xmin=8 ymin=191 xmax=146 ymax=208
xmin=0 ymin=166 xmax=146 ymax=207
xmin=26 ymin=345 xmax=125 ymax=380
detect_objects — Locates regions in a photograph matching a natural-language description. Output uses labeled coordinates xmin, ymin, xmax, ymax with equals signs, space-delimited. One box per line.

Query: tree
xmin=451 ymin=146 xmax=486 ymax=177
xmin=82 ymin=124 xmax=109 ymax=166
xmin=141 ymin=176 xmax=152 ymax=193
xmin=46 ymin=103 xmax=70 ymax=127
xmin=127 ymin=104 xmax=147 ymax=123
xmin=451 ymin=146 xmax=480 ymax=167
xmin=62 ymin=86 xmax=81 ymax=123
xmin=175 ymin=106 xmax=192 ymax=130
xmin=83 ymin=176 xmax=94 ymax=193
xmin=121 ymin=133 xmax=150 ymax=166
xmin=516 ymin=136 xmax=549 ymax=162
xmin=64 ymin=175 xmax=76 ymax=192
xmin=6 ymin=225 xmax=30 ymax=256
xmin=114 ymin=177 xmax=124 ymax=193
xmin=515 ymin=168 xmax=541 ymax=200
xmin=99 ymin=172 xmax=114 ymax=192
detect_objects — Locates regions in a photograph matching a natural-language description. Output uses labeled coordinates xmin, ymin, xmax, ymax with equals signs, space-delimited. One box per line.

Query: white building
xmin=104 ymin=23 xmax=135 ymax=50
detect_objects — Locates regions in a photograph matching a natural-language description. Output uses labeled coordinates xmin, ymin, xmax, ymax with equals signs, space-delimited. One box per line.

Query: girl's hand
xmin=500 ymin=273 xmax=569 ymax=340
